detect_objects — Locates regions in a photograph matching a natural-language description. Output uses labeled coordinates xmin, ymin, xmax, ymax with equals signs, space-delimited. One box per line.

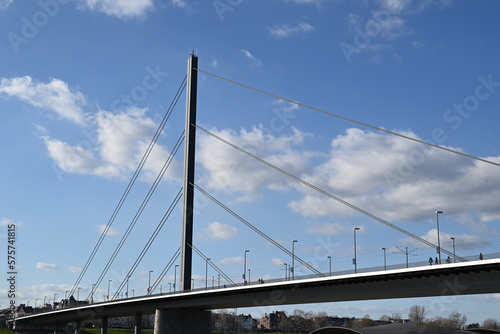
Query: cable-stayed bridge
xmin=11 ymin=55 xmax=500 ymax=334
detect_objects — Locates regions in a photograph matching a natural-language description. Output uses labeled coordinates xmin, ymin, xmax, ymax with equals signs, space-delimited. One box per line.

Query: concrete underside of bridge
xmin=13 ymin=260 xmax=500 ymax=333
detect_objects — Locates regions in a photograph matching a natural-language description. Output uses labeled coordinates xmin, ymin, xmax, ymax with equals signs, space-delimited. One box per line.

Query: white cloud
xmin=36 ymin=262 xmax=60 ymax=271
xmin=218 ymin=256 xmax=243 ymax=267
xmin=201 ymin=222 xmax=238 ymax=241
xmin=96 ymin=224 xmax=120 ymax=236
xmin=241 ymin=49 xmax=261 ymax=67
xmin=399 ymin=229 xmax=492 ymax=251
xmin=269 ymin=22 xmax=315 ymax=39
xmin=306 ymin=222 xmax=349 ymax=235
xmin=271 ymin=258 xmax=285 ymax=266
xmin=69 ymin=266 xmax=82 ymax=273
xmin=42 ymin=107 xmax=182 ymax=181
xmin=0 ymin=76 xmax=86 ymax=125
xmin=171 ymin=0 xmax=191 ymax=11
xmin=288 ymin=128 xmax=500 ymax=225
xmin=0 ymin=218 xmax=18 ymax=226
xmin=0 ymin=0 xmax=12 ymax=10
xmin=197 ymin=126 xmax=310 ymax=197
xmin=77 ymin=0 xmax=155 ymax=19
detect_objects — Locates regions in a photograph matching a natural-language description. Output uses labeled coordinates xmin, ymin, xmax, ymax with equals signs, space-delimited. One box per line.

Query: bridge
xmin=11 ymin=55 xmax=500 ymax=334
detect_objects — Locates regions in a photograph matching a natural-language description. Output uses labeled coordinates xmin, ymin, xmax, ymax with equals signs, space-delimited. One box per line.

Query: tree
xmin=483 ymin=318 xmax=499 ymax=329
xmin=447 ymin=311 xmax=467 ymax=330
xmin=409 ymin=305 xmax=427 ymax=326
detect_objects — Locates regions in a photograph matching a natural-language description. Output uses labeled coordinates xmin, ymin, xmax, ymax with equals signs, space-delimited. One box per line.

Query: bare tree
xmin=483 ymin=318 xmax=499 ymax=329
xmin=409 ymin=305 xmax=427 ymax=326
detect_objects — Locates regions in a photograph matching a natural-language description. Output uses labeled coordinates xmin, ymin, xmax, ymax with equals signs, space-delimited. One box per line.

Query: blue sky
xmin=1 ymin=0 xmax=500 ymax=325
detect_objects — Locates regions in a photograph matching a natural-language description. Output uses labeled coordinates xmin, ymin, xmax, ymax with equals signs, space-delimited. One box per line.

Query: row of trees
xmin=409 ymin=305 xmax=499 ymax=330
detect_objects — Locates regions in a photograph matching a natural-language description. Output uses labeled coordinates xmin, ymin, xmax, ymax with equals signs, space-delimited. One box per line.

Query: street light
xmin=450 ymin=237 xmax=456 ymax=263
xmin=77 ymin=287 xmax=81 ymax=301
xmin=206 ymin=258 xmax=211 ymax=289
xmin=126 ymin=276 xmax=130 ymax=298
xmin=174 ymin=265 xmax=179 ymax=292
xmin=91 ymin=284 xmax=96 ymax=303
xmin=44 ymin=296 xmax=47 ymax=306
xmin=353 ymin=227 xmax=360 ymax=273
xmin=35 ymin=299 xmax=38 ymax=309
xmin=381 ymin=248 xmax=387 ymax=270
xmin=248 ymin=269 xmax=251 ymax=285
xmin=65 ymin=291 xmax=68 ymax=300
xmin=148 ymin=270 xmax=153 ymax=294
xmin=132 ymin=289 xmax=135 ymax=297
xmin=107 ymin=280 xmax=112 ymax=301
xmin=243 ymin=250 xmax=249 ymax=285
xmin=291 ymin=240 xmax=298 ymax=280
xmin=436 ymin=211 xmax=443 ymax=264
xmin=327 ymin=256 xmax=332 ymax=276
xmin=168 ymin=283 xmax=171 ymax=293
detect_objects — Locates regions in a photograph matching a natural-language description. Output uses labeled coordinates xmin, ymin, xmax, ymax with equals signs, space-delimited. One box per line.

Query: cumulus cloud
xmin=201 ymin=222 xmax=238 ymax=241
xmin=399 ymin=229 xmax=492 ymax=251
xmin=69 ymin=266 xmax=82 ymax=273
xmin=271 ymin=258 xmax=285 ymax=266
xmin=77 ymin=0 xmax=155 ymax=19
xmin=197 ymin=125 xmax=311 ymax=198
xmin=0 ymin=76 xmax=86 ymax=125
xmin=96 ymin=224 xmax=120 ymax=236
xmin=218 ymin=256 xmax=243 ymax=267
xmin=36 ymin=262 xmax=60 ymax=271
xmin=306 ymin=222 xmax=350 ymax=235
xmin=288 ymin=128 xmax=500 ymax=226
xmin=0 ymin=0 xmax=12 ymax=10
xmin=241 ymin=49 xmax=261 ymax=67
xmin=42 ymin=107 xmax=181 ymax=181
xmin=269 ymin=22 xmax=315 ymax=38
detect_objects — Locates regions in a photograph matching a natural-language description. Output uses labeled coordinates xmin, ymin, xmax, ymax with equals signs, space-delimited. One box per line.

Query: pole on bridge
xmin=180 ymin=53 xmax=198 ymax=292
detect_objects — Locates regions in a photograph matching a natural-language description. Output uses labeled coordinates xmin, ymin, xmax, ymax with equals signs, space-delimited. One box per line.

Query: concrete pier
xmin=153 ymin=309 xmax=211 ymax=334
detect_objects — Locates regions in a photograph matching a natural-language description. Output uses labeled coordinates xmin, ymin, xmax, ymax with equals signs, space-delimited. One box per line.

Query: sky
xmin=1 ymin=0 xmax=500 ymax=326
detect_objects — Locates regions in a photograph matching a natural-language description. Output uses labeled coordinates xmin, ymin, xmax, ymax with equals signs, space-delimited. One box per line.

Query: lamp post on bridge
xmin=283 ymin=263 xmax=287 ymax=281
xmin=450 ymin=237 xmax=456 ymax=263
xmin=353 ymin=227 xmax=360 ymax=273
xmin=243 ymin=250 xmax=249 ymax=285
xmin=44 ymin=296 xmax=47 ymax=307
xmin=292 ymin=240 xmax=298 ymax=280
xmin=205 ymin=258 xmax=211 ymax=290
xmin=148 ymin=270 xmax=153 ymax=294
xmin=126 ymin=277 xmax=130 ymax=298
xmin=107 ymin=280 xmax=112 ymax=301
xmin=327 ymin=256 xmax=332 ymax=276
xmin=91 ymin=284 xmax=96 ymax=303
xmin=381 ymin=248 xmax=387 ymax=270
xmin=174 ymin=265 xmax=179 ymax=292
xmin=436 ymin=211 xmax=443 ymax=264
xmin=77 ymin=287 xmax=81 ymax=301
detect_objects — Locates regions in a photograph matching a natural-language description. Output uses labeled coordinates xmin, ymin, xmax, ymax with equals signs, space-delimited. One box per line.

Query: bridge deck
xmin=15 ymin=258 xmax=500 ymax=324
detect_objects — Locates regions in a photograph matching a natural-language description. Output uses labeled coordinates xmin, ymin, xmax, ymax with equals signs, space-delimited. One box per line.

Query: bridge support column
xmin=135 ymin=312 xmax=142 ymax=334
xmin=54 ymin=323 xmax=59 ymax=334
xmin=154 ymin=309 xmax=211 ymax=334
xmin=75 ymin=320 xmax=81 ymax=334
xmin=101 ymin=316 xmax=108 ymax=334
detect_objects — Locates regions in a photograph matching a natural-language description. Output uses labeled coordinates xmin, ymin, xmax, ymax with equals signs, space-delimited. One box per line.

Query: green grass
xmin=0 ymin=329 xmax=14 ymax=334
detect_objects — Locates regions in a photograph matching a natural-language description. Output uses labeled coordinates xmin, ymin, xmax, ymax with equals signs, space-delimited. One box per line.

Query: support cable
xmin=192 ymin=183 xmax=325 ymax=277
xmin=112 ymin=188 xmax=183 ymax=299
xmin=70 ymin=76 xmax=187 ymax=298
xmin=189 ymin=244 xmax=238 ymax=287
xmin=195 ymin=68 xmax=500 ymax=169
xmin=88 ymin=131 xmax=185 ymax=300
xmin=194 ymin=125 xmax=467 ymax=263
xmin=149 ymin=247 xmax=181 ymax=294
